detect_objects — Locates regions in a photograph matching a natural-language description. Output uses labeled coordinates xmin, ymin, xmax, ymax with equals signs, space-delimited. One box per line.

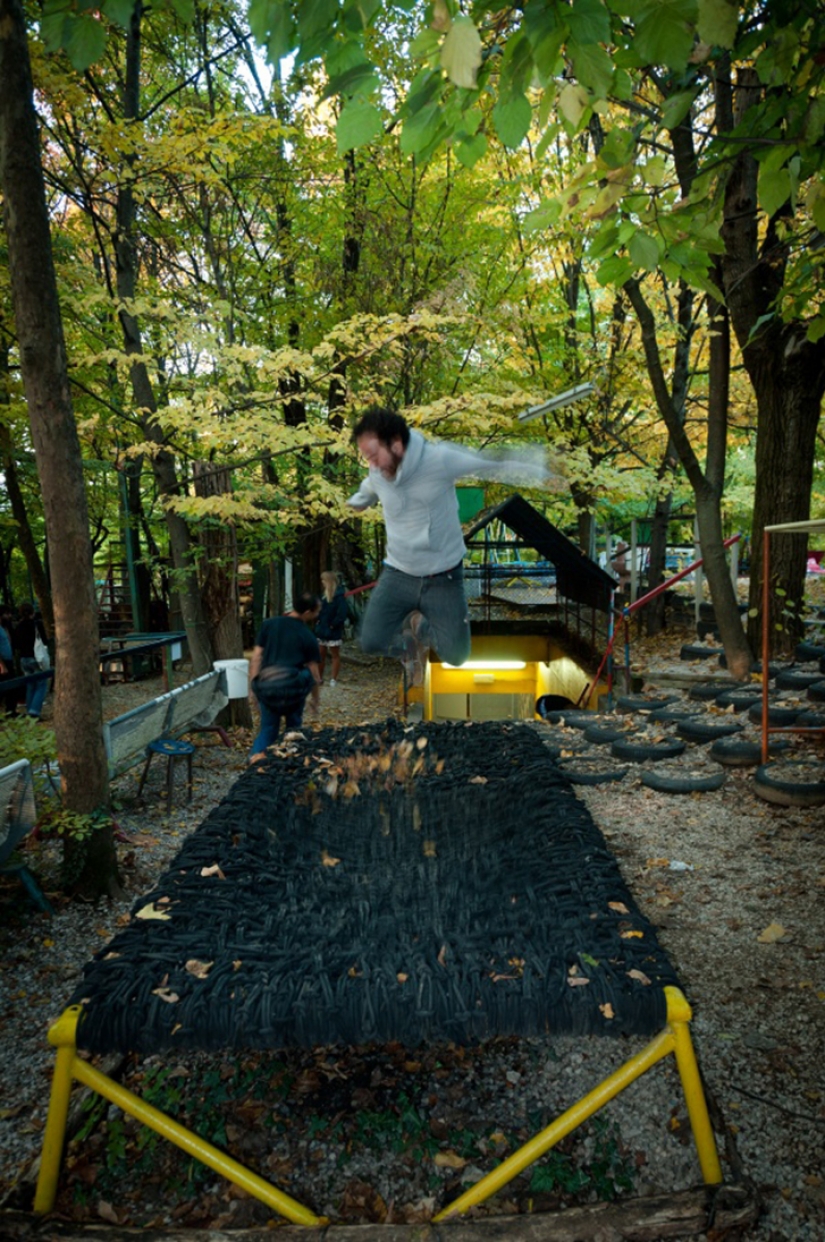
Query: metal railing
xmin=581 ymin=535 xmax=742 ymax=707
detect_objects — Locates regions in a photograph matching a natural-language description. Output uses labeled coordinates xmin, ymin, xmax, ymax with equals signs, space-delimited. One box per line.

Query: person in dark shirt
xmin=247 ymin=592 xmax=321 ymax=761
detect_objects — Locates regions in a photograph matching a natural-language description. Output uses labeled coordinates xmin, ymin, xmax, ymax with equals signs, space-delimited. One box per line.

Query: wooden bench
xmin=0 ymin=759 xmax=52 ymax=913
xmin=102 ymin=670 xmax=230 ymax=807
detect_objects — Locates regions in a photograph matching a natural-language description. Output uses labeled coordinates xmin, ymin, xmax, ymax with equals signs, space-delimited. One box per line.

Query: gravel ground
xmin=1 ymin=638 xmax=823 ymax=1237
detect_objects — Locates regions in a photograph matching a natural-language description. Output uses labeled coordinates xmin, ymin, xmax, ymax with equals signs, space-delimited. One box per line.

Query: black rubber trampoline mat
xmin=71 ymin=720 xmax=680 ymax=1053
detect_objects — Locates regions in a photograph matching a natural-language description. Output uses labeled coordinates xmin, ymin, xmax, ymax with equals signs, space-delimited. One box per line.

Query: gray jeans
xmin=359 ymin=563 xmax=471 ymax=667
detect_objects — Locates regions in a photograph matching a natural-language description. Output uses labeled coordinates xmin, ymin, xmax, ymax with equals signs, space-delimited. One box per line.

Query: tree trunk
xmin=743 ymin=354 xmax=822 ymax=653
xmin=0 ymin=0 xmax=120 ymax=897
xmin=699 ymin=289 xmax=751 ymax=677
xmin=623 ymin=273 xmax=752 ymax=675
xmin=718 ymin=64 xmax=825 ymax=654
xmin=645 ymin=485 xmax=672 ymax=637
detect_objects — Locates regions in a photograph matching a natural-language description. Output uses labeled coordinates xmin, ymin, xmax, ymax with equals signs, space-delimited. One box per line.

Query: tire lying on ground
xmin=753 ymin=760 xmax=825 ymax=807
xmin=710 ymin=737 xmax=793 ymax=767
xmin=774 ymin=668 xmax=825 ymax=691
xmin=794 ymin=710 xmax=825 ymax=729
xmin=680 ymin=643 xmax=721 ymax=661
xmin=795 ymin=640 xmax=825 ymax=662
xmin=688 ymin=681 xmax=739 ymax=701
xmin=557 ymin=756 xmax=630 ymax=785
xmin=583 ymin=723 xmax=633 ymax=745
xmin=541 ymin=709 xmax=592 ymax=727
xmin=616 ymin=694 xmax=680 ymax=714
xmin=676 ymin=718 xmax=744 ymax=743
xmin=641 ymin=764 xmax=727 ymax=794
xmin=807 ymin=680 xmax=825 ymax=703
xmin=709 ymin=737 xmax=763 ymax=768
xmin=714 ymin=688 xmax=764 ymax=711
xmin=537 ymin=726 xmax=591 ymax=758
xmin=747 ymin=702 xmax=801 ymax=727
xmin=647 ymin=704 xmax=700 ymax=724
xmin=611 ymin=735 xmax=686 ymax=762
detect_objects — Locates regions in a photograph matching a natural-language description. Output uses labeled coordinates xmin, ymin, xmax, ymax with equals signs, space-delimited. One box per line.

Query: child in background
xmin=316 ymin=571 xmax=348 ymax=686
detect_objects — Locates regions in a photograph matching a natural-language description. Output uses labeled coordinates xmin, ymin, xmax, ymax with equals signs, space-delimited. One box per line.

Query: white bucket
xmin=214 ymin=658 xmax=249 ymax=699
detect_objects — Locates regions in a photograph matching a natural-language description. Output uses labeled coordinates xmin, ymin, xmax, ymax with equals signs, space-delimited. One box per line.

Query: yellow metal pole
xmin=34 ymin=1006 xmax=325 ymax=1227
xmin=433 ymin=1026 xmax=675 ymax=1221
xmin=71 ymin=1058 xmax=326 ymax=1225
xmin=665 ymin=988 xmax=723 ymax=1185
xmin=33 ymin=1008 xmax=81 ymax=1213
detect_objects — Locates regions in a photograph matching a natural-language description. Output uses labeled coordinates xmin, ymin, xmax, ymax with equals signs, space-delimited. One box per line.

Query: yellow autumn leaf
xmin=600 ymin=1002 xmax=615 ymax=1019
xmin=434 ymin=1150 xmax=467 ymax=1169
xmin=620 ymin=929 xmax=644 ymax=939
xmin=321 ymin=850 xmax=341 ymax=867
xmin=135 ymin=903 xmax=171 ymax=921
xmin=608 ymin=901 xmax=629 ymax=914
xmin=757 ymin=922 xmax=787 ymax=943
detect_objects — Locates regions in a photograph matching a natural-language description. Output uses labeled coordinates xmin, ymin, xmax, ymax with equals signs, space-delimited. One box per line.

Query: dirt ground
xmin=2 ymin=606 xmax=824 ymax=1239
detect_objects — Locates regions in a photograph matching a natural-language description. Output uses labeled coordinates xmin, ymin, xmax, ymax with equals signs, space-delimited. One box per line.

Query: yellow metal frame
xmin=34 ymin=987 xmax=721 ymax=1223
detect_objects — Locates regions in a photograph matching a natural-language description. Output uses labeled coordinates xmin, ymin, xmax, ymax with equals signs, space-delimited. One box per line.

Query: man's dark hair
xmin=294 ymin=592 xmax=321 ymax=616
xmin=352 ymin=406 xmax=410 ymax=449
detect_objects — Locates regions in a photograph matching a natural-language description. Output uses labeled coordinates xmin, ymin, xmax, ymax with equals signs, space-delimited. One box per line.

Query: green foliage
xmin=528 ymin=1118 xmax=634 ymax=1202
xmin=38 ymin=804 xmax=111 ymax=845
xmin=0 ymin=714 xmax=56 ymax=772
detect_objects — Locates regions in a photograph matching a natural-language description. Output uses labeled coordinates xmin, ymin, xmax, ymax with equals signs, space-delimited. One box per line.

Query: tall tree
xmin=245 ymin=1 xmax=824 ymax=653
xmin=0 ymin=0 xmax=119 ymax=896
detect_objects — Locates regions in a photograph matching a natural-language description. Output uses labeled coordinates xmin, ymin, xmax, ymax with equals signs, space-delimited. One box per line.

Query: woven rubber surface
xmin=71 ymin=721 xmax=680 ymax=1053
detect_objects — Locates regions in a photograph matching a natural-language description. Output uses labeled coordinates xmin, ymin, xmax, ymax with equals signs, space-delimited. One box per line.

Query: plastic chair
xmin=0 ymin=759 xmax=52 ymax=914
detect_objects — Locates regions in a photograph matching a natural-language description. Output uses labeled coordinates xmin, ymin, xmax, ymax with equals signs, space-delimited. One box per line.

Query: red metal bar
xmin=581 ymin=534 xmax=742 ymax=706
xmin=624 ymin=534 xmax=741 ymax=617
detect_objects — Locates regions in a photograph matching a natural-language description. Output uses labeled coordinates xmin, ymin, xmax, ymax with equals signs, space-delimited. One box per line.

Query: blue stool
xmin=137 ymin=738 xmax=195 ymax=812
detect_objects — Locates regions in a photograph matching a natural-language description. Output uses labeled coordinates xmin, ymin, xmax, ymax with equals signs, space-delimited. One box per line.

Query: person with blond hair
xmin=316 ymin=571 xmax=348 ymax=686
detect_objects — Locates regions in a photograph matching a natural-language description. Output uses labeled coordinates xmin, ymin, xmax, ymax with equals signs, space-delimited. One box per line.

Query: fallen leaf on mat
xmin=627 ymin=968 xmax=652 ymax=985
xmin=200 ymin=864 xmax=226 ymax=879
xmin=151 ymin=987 xmax=180 ymax=1003
xmin=185 ymin=959 xmax=214 ymax=979
xmin=321 ymin=850 xmax=341 ymax=867
xmin=135 ymin=903 xmax=171 ymax=921
xmin=600 ymin=1002 xmax=615 ymax=1019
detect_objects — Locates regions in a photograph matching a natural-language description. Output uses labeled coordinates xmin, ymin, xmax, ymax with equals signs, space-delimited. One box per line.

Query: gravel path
xmin=1 ymin=642 xmax=823 ymax=1238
